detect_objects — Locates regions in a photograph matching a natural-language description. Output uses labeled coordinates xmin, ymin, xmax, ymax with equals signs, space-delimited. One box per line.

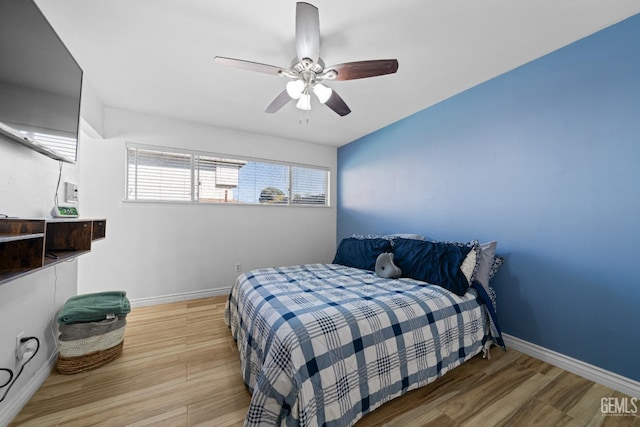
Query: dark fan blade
xmin=296 ymin=2 xmax=320 ymax=63
xmin=265 ymin=89 xmax=292 ymax=113
xmin=324 ymin=90 xmax=351 ymax=116
xmin=214 ymin=56 xmax=286 ymax=76
xmin=327 ymin=59 xmax=399 ymax=81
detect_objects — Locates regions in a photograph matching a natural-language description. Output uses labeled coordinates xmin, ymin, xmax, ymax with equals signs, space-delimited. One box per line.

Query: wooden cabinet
xmin=0 ymin=218 xmax=106 ymax=285
xmin=92 ymin=220 xmax=106 ymax=241
xmin=0 ymin=219 xmax=46 ymax=282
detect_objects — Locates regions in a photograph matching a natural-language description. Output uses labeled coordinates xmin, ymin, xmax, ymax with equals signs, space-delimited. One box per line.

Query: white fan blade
xmin=265 ymin=89 xmax=293 ymax=113
xmin=214 ymin=56 xmax=286 ymax=76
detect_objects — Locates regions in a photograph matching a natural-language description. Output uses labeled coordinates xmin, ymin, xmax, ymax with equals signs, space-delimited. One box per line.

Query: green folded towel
xmin=57 ymin=291 xmax=131 ymax=324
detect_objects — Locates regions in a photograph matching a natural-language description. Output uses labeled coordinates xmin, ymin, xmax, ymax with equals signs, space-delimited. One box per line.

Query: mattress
xmin=225 ymin=263 xmax=502 ymax=426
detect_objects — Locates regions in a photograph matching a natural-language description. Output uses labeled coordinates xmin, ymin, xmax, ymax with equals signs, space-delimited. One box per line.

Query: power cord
xmin=54 ymin=160 xmax=63 ymax=207
xmin=0 ymin=337 xmax=40 ymax=404
xmin=0 ymin=370 xmax=13 ymax=403
xmin=50 ymin=266 xmax=59 ymax=355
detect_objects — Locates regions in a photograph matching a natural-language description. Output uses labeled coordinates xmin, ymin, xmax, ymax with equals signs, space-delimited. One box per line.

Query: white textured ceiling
xmin=35 ymin=0 xmax=640 ymax=147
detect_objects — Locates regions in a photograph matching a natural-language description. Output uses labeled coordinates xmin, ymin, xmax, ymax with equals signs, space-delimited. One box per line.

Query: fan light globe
xmin=286 ymin=80 xmax=305 ymax=99
xmin=313 ymin=83 xmax=332 ymax=104
xmin=296 ymin=93 xmax=311 ymax=110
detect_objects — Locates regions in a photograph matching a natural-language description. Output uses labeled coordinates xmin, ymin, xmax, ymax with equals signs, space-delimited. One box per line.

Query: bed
xmin=225 ymin=237 xmax=504 ymax=427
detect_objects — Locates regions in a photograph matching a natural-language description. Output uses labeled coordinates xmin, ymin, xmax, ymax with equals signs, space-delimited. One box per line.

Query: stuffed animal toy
xmin=375 ymin=252 xmax=402 ymax=279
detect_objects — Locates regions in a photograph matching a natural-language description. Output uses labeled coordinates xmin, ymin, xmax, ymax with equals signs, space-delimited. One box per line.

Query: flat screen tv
xmin=0 ymin=0 xmax=82 ymax=163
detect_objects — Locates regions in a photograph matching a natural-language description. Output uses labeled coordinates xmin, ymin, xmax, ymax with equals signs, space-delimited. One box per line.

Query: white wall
xmin=77 ymin=108 xmax=337 ymax=302
xmin=0 ymin=79 xmax=103 ymax=424
xmin=78 ymin=80 xmax=104 ymax=138
xmin=0 ymin=136 xmax=79 ymax=424
xmin=1 ymin=100 xmax=336 ymax=423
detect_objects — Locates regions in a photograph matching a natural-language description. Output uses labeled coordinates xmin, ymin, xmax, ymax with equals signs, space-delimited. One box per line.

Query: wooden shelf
xmin=43 ymin=249 xmax=92 ymax=268
xmin=0 ymin=218 xmax=106 ymax=285
xmin=92 ymin=220 xmax=106 ymax=241
xmin=0 ymin=218 xmax=45 ymax=237
xmin=0 ymin=219 xmax=45 ymax=281
xmin=0 ymin=233 xmax=45 ymax=243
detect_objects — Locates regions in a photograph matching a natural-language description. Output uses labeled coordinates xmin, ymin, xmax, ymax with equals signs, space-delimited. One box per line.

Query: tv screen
xmin=0 ymin=0 xmax=82 ymax=163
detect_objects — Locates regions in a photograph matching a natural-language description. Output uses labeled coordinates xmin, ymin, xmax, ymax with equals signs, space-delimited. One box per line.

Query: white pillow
xmin=460 ymin=244 xmax=479 ymax=285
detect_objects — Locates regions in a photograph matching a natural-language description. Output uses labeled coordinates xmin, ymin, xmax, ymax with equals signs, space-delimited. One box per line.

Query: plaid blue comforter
xmin=225 ymin=264 xmax=497 ymax=427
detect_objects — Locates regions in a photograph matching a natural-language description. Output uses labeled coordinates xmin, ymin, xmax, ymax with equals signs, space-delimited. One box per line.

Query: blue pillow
xmin=332 ymin=238 xmax=392 ymax=271
xmin=392 ymin=238 xmax=473 ymax=296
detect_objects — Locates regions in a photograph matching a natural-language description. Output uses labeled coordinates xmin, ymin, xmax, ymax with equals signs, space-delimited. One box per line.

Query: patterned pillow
xmin=350 ymin=233 xmax=425 ymax=242
xmin=384 ymin=233 xmax=425 ymax=241
xmin=473 ymin=241 xmax=497 ymax=293
xmin=350 ymin=233 xmax=388 ymax=240
xmin=489 ymin=256 xmax=504 ymax=280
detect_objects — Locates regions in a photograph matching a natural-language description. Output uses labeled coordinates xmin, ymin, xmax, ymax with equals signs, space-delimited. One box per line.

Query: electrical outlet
xmin=235 ymin=263 xmax=241 ymax=272
xmin=16 ymin=332 xmax=24 ymax=360
xmin=16 ymin=332 xmax=24 ymax=350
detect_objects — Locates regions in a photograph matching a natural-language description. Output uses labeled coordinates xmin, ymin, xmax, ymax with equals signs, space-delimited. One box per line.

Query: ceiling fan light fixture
xmin=296 ymin=93 xmax=312 ymax=110
xmin=214 ymin=3 xmax=398 ymax=118
xmin=313 ymin=83 xmax=332 ymax=104
xmin=286 ymin=80 xmax=305 ymax=99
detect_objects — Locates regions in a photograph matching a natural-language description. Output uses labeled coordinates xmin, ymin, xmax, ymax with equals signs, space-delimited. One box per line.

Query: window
xmin=127 ymin=148 xmax=192 ymax=201
xmin=126 ymin=143 xmax=329 ymax=206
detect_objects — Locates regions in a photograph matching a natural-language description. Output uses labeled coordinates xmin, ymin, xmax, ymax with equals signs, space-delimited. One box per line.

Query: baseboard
xmin=503 ymin=333 xmax=640 ymax=399
xmin=0 ymin=351 xmax=57 ymax=427
xmin=129 ymin=287 xmax=231 ymax=308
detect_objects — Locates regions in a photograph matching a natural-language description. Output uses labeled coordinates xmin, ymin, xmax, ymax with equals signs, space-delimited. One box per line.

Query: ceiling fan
xmin=214 ymin=2 xmax=399 ymax=117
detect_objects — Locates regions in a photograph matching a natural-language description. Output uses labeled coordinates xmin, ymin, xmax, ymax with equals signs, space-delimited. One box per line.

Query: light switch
xmin=65 ymin=182 xmax=78 ymax=203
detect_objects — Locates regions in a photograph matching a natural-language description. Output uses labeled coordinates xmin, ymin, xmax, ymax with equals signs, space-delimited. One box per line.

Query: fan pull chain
xmin=299 ymin=110 xmax=310 ymax=125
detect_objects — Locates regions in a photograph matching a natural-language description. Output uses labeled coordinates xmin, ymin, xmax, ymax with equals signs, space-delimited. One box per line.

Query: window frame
xmin=124 ymin=142 xmax=331 ymax=207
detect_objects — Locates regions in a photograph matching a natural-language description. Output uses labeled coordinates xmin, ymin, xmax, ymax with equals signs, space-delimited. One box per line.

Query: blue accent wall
xmin=337 ymin=14 xmax=640 ymax=381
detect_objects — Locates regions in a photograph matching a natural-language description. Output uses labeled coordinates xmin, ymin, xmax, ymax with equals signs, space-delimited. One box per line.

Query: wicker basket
xmin=56 ymin=291 xmax=130 ymax=374
xmin=58 ymin=324 xmax=126 ymax=358
xmin=57 ymin=318 xmax=126 ymax=375
xmin=57 ymin=341 xmax=124 ymax=375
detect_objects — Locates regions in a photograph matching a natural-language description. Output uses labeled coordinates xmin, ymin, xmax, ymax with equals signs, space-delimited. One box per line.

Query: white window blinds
xmin=291 ymin=166 xmax=327 ymax=205
xmin=195 ymin=156 xmax=246 ymax=203
xmin=127 ymin=148 xmax=192 ymax=201
xmin=126 ymin=144 xmax=329 ymax=206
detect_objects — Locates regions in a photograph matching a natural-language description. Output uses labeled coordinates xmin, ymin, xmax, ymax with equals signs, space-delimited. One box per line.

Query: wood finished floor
xmin=11 ymin=296 xmax=639 ymax=426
